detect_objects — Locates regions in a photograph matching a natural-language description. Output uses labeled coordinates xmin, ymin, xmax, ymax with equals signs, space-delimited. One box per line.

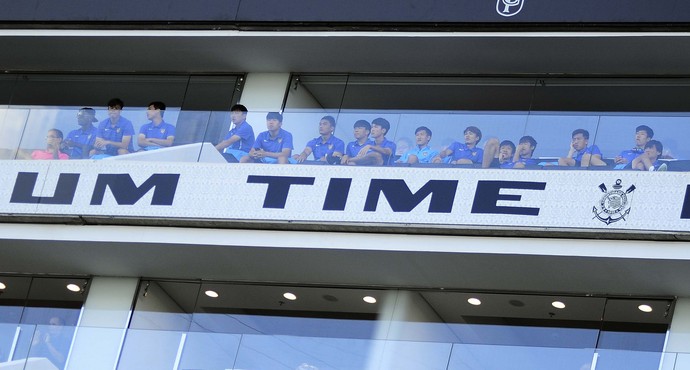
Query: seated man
xmin=396 ymin=126 xmax=439 ymax=164
xmin=137 ymin=101 xmax=176 ymax=151
xmin=32 ymin=129 xmax=69 ymax=160
xmin=215 ymin=104 xmax=255 ymax=161
xmin=293 ymin=115 xmax=344 ymax=163
xmin=241 ymin=112 xmax=293 ymax=164
xmin=432 ymin=126 xmax=483 ymax=165
xmin=480 ymin=139 xmax=516 ymax=168
xmin=504 ymin=135 xmax=538 ymax=169
xmin=614 ymin=125 xmax=653 ymax=169
xmin=341 ymin=120 xmax=374 ymax=165
xmin=91 ymin=98 xmax=135 ymax=158
xmin=64 ymin=107 xmax=99 ymax=159
xmin=632 ymin=140 xmax=666 ymax=171
xmin=558 ymin=128 xmax=606 ymax=167
xmin=346 ymin=117 xmax=396 ymax=166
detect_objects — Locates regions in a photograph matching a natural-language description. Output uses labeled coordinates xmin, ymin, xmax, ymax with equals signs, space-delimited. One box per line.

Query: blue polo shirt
xmin=97 ymin=117 xmax=135 ymax=155
xmin=65 ymin=126 xmax=98 ymax=159
xmin=223 ymin=121 xmax=255 ymax=153
xmin=345 ymin=139 xmax=375 ymax=157
xmin=574 ymin=144 xmax=602 ymax=162
xmin=447 ymin=142 xmax=483 ymax=163
xmin=618 ymin=147 xmax=644 ymax=164
xmin=398 ymin=146 xmax=439 ymax=164
xmin=139 ymin=121 xmax=176 ymax=140
xmin=253 ymin=128 xmax=294 ymax=153
xmin=307 ymin=135 xmax=345 ymax=160
xmin=502 ymin=157 xmax=538 ymax=169
xmin=374 ymin=138 xmax=397 ymax=165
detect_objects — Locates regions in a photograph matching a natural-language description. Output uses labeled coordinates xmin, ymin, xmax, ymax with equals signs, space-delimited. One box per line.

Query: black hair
xmin=266 ymin=112 xmax=283 ymax=122
xmin=49 ymin=128 xmax=64 ymax=139
xmin=645 ymin=139 xmax=663 ymax=153
xmin=147 ymin=101 xmax=166 ymax=117
xmin=353 ymin=120 xmax=371 ymax=131
xmin=107 ymin=98 xmax=124 ymax=109
xmin=519 ymin=135 xmax=538 ymax=150
xmin=499 ymin=140 xmax=516 ymax=153
xmin=321 ymin=115 xmax=336 ymax=129
xmin=415 ymin=126 xmax=432 ymax=136
xmin=571 ymin=128 xmax=590 ymax=140
xmin=230 ymin=104 xmax=248 ymax=113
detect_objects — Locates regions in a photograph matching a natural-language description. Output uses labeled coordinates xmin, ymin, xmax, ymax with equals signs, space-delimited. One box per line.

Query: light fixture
xmin=66 ymin=284 xmax=81 ymax=292
xmin=552 ymin=301 xmax=566 ymax=309
xmin=638 ymin=304 xmax=653 ymax=313
xmin=283 ymin=292 xmax=297 ymax=301
xmin=204 ymin=290 xmax=219 ymax=298
xmin=363 ymin=296 xmax=377 ymax=304
xmin=467 ymin=298 xmax=482 ymax=306
xmin=0 ymin=282 xmax=5 ymax=290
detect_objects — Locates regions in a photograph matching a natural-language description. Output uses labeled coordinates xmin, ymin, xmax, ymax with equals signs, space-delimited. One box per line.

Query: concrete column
xmin=66 ymin=277 xmax=138 ymax=370
xmin=239 ymin=73 xmax=291 ymax=112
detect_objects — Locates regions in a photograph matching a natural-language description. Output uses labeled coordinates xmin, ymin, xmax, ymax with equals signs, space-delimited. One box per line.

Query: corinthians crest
xmin=593 ymin=179 xmax=636 ymax=225
xmin=496 ymin=0 xmax=525 ymax=17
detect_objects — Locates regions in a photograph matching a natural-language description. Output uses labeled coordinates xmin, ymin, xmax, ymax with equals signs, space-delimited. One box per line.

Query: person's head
xmin=77 ymin=107 xmax=98 ymax=126
xmin=464 ymin=126 xmax=482 ymax=146
xmin=635 ymin=125 xmax=654 ymax=147
xmin=107 ymin=98 xmax=124 ymax=121
xmin=499 ymin=140 xmax=516 ymax=160
xmin=518 ymin=135 xmax=537 ymax=157
xmin=266 ymin=112 xmax=283 ymax=131
xmin=319 ymin=115 xmax=336 ymax=136
xmin=46 ymin=129 xmax=63 ymax=147
xmin=414 ymin=126 xmax=432 ymax=147
xmin=571 ymin=129 xmax=590 ymax=151
xmin=644 ymin=140 xmax=663 ymax=160
xmin=230 ymin=104 xmax=248 ymax=125
xmin=396 ymin=137 xmax=412 ymax=155
xmin=353 ymin=120 xmax=371 ymax=140
xmin=146 ymin=101 xmax=166 ymax=120
xmin=370 ymin=118 xmax=391 ymax=139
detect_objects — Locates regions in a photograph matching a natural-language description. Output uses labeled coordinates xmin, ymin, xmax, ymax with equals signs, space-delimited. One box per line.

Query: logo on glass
xmin=496 ymin=0 xmax=525 ymax=17
xmin=593 ymin=179 xmax=636 ymax=225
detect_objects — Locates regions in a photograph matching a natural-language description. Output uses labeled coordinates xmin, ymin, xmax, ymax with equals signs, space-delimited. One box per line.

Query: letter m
xmin=90 ymin=174 xmax=180 ymax=205
xmin=364 ymin=179 xmax=457 ymax=213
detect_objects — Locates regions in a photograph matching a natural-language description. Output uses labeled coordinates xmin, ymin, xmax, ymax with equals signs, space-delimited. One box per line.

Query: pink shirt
xmin=31 ymin=149 xmax=69 ymax=160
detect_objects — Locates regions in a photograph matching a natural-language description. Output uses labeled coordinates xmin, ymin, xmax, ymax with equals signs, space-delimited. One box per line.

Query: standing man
xmin=91 ymin=98 xmax=135 ymax=158
xmin=215 ymin=104 xmax=255 ymax=161
xmin=293 ymin=115 xmax=344 ymax=163
xmin=137 ymin=101 xmax=176 ymax=151
xmin=433 ymin=126 xmax=483 ymax=165
xmin=558 ymin=128 xmax=606 ymax=167
xmin=64 ymin=107 xmax=99 ymax=159
xmin=346 ymin=117 xmax=396 ymax=166
xmin=614 ymin=125 xmax=654 ymax=169
xmin=396 ymin=126 xmax=439 ymax=164
xmin=241 ymin=112 xmax=293 ymax=164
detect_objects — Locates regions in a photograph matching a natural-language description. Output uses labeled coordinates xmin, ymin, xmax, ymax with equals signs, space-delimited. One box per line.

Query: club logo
xmin=593 ymin=179 xmax=636 ymax=225
xmin=496 ymin=0 xmax=525 ymax=17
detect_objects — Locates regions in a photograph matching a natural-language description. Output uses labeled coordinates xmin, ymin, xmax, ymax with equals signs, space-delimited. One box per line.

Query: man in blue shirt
xmin=503 ymin=135 xmax=539 ymax=169
xmin=241 ymin=112 xmax=293 ymax=164
xmin=558 ymin=128 xmax=606 ymax=167
xmin=396 ymin=126 xmax=439 ymax=164
xmin=91 ymin=98 xmax=135 ymax=158
xmin=632 ymin=140 xmax=666 ymax=171
xmin=64 ymin=107 xmax=99 ymax=159
xmin=341 ymin=120 xmax=374 ymax=165
xmin=215 ymin=104 xmax=255 ymax=161
xmin=614 ymin=125 xmax=654 ymax=169
xmin=137 ymin=101 xmax=176 ymax=151
xmin=433 ymin=126 xmax=483 ymax=165
xmin=293 ymin=115 xmax=345 ymax=163
xmin=346 ymin=117 xmax=396 ymax=166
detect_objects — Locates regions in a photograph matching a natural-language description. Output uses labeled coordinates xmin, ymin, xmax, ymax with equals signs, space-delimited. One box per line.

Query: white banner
xmin=1 ymin=160 xmax=688 ymax=233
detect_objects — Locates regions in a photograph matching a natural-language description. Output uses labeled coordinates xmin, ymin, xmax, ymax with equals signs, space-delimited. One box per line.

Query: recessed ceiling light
xmin=66 ymin=284 xmax=81 ymax=292
xmin=283 ymin=292 xmax=297 ymax=301
xmin=205 ymin=290 xmax=219 ymax=298
xmin=638 ymin=304 xmax=653 ymax=313
xmin=363 ymin=296 xmax=377 ymax=304
xmin=467 ymin=298 xmax=482 ymax=306
xmin=552 ymin=301 xmax=566 ymax=309
xmin=0 ymin=282 xmax=5 ymax=290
